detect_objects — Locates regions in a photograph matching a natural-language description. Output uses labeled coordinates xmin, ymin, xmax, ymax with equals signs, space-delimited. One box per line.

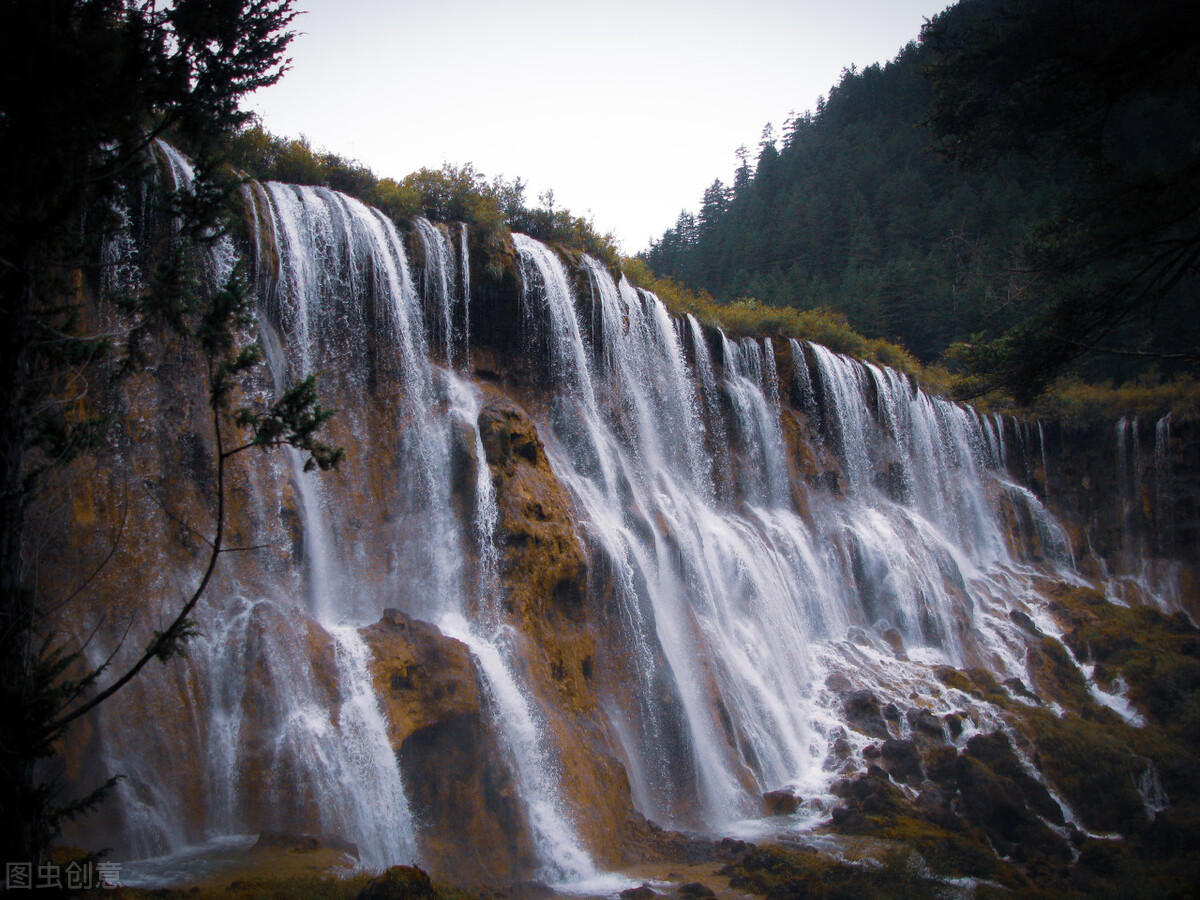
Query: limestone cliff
xmin=35 ymin=166 xmax=1199 ymax=893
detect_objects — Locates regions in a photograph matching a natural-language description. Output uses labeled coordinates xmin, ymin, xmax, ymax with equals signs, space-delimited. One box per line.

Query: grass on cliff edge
xmin=622 ymin=258 xmax=1200 ymax=423
xmin=620 ymin=257 xmax=929 ymax=381
xmin=972 ymin=371 xmax=1200 ymax=425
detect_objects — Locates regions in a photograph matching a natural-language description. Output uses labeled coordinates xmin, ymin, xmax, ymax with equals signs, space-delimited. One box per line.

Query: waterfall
xmin=83 ymin=154 xmax=1152 ymax=884
xmin=413 ymin=218 xmax=465 ymax=367
xmin=722 ymin=335 xmax=790 ymax=506
xmin=438 ymin=615 xmax=598 ymax=883
xmin=459 ymin=223 xmax=471 ymax=367
xmin=1155 ymin=414 xmax=1175 ymax=556
xmin=514 ymin=239 xmax=947 ymax=827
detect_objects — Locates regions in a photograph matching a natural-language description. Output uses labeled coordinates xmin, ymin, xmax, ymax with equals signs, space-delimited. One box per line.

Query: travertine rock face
xmin=1039 ymin=419 xmax=1200 ymax=617
xmin=40 ymin=179 xmax=1200 ymax=885
xmin=361 ymin=609 xmax=535 ymax=885
xmin=476 ymin=392 xmax=640 ymax=864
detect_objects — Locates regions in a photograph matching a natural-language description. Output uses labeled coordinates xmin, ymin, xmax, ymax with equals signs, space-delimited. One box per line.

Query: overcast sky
xmin=249 ymin=0 xmax=951 ymax=253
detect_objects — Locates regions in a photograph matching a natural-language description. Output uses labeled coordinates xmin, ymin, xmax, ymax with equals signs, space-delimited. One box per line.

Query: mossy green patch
xmin=719 ymin=844 xmax=944 ymax=900
xmin=932 ymin=664 xmax=1013 ymax=708
xmin=1022 ymin=708 xmax=1148 ymax=834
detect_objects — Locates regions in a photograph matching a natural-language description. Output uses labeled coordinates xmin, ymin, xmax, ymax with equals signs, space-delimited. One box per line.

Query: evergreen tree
xmin=0 ymin=0 xmax=344 ymax=864
xmin=922 ymin=0 xmax=1200 ymax=398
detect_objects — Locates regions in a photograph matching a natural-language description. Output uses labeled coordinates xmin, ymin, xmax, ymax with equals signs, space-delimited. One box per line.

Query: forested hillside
xmin=646 ymin=41 xmax=1049 ymax=362
xmin=644 ymin=0 xmax=1200 ymax=403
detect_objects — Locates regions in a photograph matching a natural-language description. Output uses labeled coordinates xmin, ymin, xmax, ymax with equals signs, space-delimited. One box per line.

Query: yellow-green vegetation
xmin=223 ymin=125 xmax=620 ymax=269
xmin=931 ymin=664 xmax=1013 ymax=707
xmin=966 ymin=372 xmax=1200 ymax=424
xmin=831 ymin=780 xmax=1018 ymax=885
xmin=718 ymin=844 xmax=946 ymax=900
xmin=1030 ymin=373 xmax=1200 ymax=424
xmin=819 ymin=587 xmax=1200 ymax=899
xmin=621 ymin=258 xmax=932 ymax=380
xmin=1025 ymin=586 xmax=1200 ymax=896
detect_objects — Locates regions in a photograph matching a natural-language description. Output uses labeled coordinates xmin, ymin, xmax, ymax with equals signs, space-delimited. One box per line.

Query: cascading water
xmin=1155 ymin=414 xmax=1175 ymax=556
xmin=517 ymin=243 xmax=1087 ymax=833
xmin=80 ymin=152 xmax=1152 ymax=885
xmin=413 ymin=218 xmax=466 ymax=368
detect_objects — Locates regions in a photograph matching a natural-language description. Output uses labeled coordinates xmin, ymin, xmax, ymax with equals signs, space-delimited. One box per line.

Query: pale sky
xmin=249 ymin=0 xmax=951 ymax=253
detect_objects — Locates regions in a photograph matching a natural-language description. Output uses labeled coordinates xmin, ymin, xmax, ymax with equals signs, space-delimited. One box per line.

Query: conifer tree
xmin=0 ymin=0 xmax=343 ymax=865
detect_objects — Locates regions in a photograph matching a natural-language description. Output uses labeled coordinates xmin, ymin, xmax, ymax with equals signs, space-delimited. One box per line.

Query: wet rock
xmin=842 ymin=690 xmax=890 ymax=738
xmin=620 ymin=885 xmax=658 ymax=900
xmin=825 ymin=737 xmax=853 ymax=769
xmin=1010 ymin=609 xmax=1039 ymax=633
xmin=479 ymin=395 xmax=589 ymax=616
xmin=678 ymin=882 xmax=716 ymax=898
xmin=715 ymin=837 xmax=753 ymax=858
xmin=881 ymin=738 xmax=924 ymax=783
xmin=915 ymin=786 xmax=962 ymax=831
xmin=965 ymin=733 xmax=1063 ymax=826
xmin=1003 ymin=677 xmax=1039 ymax=701
xmin=361 ymin=609 xmax=536 ymax=884
xmin=915 ymin=786 xmax=952 ymax=813
xmin=908 ymin=708 xmax=945 ymax=738
xmin=830 ymin=767 xmax=906 ymax=829
xmin=509 ymin=881 xmax=556 ymax=900
xmin=251 ymin=830 xmax=358 ymax=859
xmin=881 ymin=627 xmax=908 ymax=659
xmin=882 ymin=702 xmax=902 ymax=722
xmin=824 ymin=672 xmax=853 ymax=693
xmin=923 ymin=745 xmax=959 ymax=785
xmin=763 ymin=789 xmax=801 ymax=816
xmin=955 ymin=738 xmax=1071 ymax=864
xmin=944 ymin=712 xmax=965 ymax=738
xmin=356 ymin=865 xmax=435 ymax=900
xmin=847 ymin=626 xmax=873 ymax=647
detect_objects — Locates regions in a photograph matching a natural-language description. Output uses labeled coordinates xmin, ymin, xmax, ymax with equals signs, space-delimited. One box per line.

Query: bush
xmin=223 ymin=124 xmax=617 ymax=266
xmin=622 ymin=259 xmax=925 ymax=379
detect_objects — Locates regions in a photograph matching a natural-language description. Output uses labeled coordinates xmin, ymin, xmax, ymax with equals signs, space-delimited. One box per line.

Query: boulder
xmin=763 ymin=789 xmax=801 ymax=816
xmin=907 ymin=708 xmax=946 ymax=739
xmin=360 ymin=609 xmax=536 ymax=884
xmin=356 ymin=865 xmax=435 ymax=900
xmin=842 ymin=690 xmax=890 ymax=738
xmin=881 ymin=738 xmax=924 ymax=783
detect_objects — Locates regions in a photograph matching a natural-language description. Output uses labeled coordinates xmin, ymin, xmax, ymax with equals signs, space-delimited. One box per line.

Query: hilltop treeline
xmin=644 ymin=0 xmax=1200 ymax=409
xmin=646 ymin=40 xmax=1051 ymax=364
xmin=217 ymin=125 xmax=622 ymax=267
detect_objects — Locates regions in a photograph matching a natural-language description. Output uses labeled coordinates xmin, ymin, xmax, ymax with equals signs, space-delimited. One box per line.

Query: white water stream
xmin=92 ymin=158 xmax=1142 ymax=886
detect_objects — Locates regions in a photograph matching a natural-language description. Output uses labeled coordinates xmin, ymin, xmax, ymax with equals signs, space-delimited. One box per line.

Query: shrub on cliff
xmin=226 ymin=124 xmax=621 ymax=270
xmin=622 ymin=257 xmax=925 ymax=379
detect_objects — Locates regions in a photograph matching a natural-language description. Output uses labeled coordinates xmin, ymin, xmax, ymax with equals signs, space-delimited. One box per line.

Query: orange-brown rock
xmin=474 ymin=394 xmax=640 ymax=864
xmin=360 ymin=608 xmax=536 ymax=885
xmin=479 ymin=394 xmax=588 ymax=618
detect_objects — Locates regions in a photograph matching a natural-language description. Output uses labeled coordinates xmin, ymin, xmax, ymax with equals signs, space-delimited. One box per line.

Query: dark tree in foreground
xmin=0 ymin=0 xmax=346 ymax=865
xmin=921 ymin=0 xmax=1200 ymax=400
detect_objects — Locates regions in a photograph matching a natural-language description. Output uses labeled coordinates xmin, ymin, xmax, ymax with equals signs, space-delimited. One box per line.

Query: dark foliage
xmin=225 ymin=125 xmax=621 ymax=268
xmin=923 ymin=0 xmax=1200 ymax=401
xmin=644 ymin=40 xmax=1054 ymax=364
xmin=645 ymin=0 xmax=1200 ymax=403
xmin=0 ymin=0 xmax=345 ymax=866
